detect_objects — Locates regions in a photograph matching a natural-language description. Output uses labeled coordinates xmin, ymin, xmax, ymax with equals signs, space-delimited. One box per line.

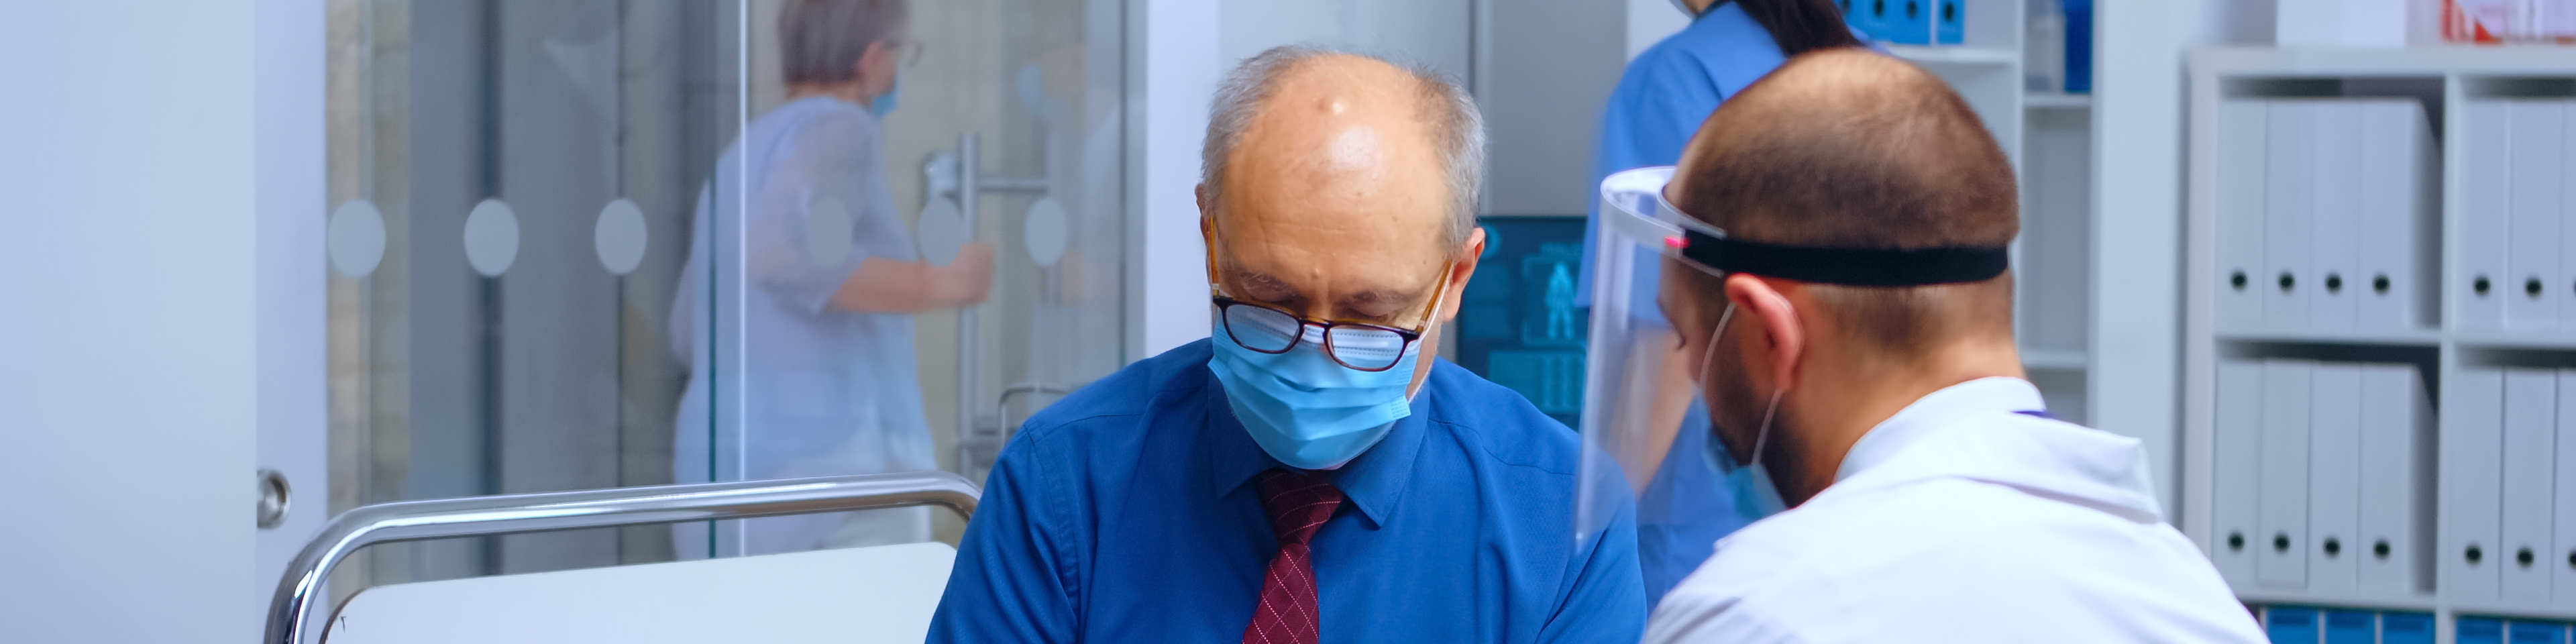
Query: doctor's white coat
xmin=1643 ymin=377 xmax=2267 ymax=644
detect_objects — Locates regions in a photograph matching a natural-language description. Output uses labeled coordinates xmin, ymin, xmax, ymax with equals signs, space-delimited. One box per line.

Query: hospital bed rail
xmin=264 ymin=470 xmax=979 ymax=644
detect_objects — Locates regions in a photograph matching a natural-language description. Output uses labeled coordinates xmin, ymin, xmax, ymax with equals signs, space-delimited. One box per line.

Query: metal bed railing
xmin=264 ymin=470 xmax=979 ymax=644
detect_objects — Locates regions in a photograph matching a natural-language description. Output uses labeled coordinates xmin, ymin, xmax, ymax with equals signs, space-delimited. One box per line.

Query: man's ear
xmin=1434 ymin=227 xmax=1486 ymax=324
xmin=855 ymin=40 xmax=890 ymax=84
xmin=1725 ymin=274 xmax=1804 ymax=393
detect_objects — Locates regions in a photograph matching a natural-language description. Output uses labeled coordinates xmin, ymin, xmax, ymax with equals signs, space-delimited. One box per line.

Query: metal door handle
xmin=258 ymin=469 xmax=290 ymax=529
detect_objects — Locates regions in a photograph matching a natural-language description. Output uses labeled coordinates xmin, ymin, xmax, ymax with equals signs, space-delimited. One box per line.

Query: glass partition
xmin=325 ymin=0 xmax=1126 ymax=594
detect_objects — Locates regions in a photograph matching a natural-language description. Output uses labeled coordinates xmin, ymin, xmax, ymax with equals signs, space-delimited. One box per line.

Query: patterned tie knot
xmin=1254 ymin=468 xmax=1344 ymax=546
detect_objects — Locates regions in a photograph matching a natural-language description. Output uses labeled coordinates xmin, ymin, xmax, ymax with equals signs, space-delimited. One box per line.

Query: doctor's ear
xmin=1723 ymin=274 xmax=1805 ymax=390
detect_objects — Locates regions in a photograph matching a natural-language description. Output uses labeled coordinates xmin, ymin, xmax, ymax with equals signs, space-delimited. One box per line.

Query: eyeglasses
xmin=1201 ymin=217 xmax=1460 ymax=371
xmin=1209 ymin=262 xmax=1453 ymax=372
xmin=1212 ymin=297 xmax=1437 ymax=372
xmin=891 ymin=39 xmax=924 ymax=68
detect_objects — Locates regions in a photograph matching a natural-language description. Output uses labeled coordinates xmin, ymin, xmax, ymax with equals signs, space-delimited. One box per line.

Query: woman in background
xmin=669 ymin=0 xmax=993 ymax=557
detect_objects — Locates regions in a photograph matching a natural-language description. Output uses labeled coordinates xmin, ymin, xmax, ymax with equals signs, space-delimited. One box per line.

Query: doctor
xmin=1631 ymin=50 xmax=2265 ymax=641
xmin=669 ymin=0 xmax=994 ymax=556
xmin=1576 ymin=0 xmax=1865 ymax=604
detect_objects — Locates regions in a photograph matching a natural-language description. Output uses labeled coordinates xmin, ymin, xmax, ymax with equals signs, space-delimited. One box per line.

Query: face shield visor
xmin=1572 ymin=168 xmax=1760 ymax=579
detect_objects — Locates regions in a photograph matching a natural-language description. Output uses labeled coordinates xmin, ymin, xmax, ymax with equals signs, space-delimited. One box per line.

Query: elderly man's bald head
xmin=1202 ymin=47 xmax=1484 ymax=251
xmin=1666 ymin=49 xmax=2018 ymax=355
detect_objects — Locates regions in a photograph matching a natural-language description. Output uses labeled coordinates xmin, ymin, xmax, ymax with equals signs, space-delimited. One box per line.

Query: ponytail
xmin=1729 ymin=0 xmax=1863 ymax=57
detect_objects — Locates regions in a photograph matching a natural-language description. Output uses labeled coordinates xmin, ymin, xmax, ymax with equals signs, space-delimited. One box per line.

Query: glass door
xmin=700 ymin=0 xmax=1128 ymax=555
xmin=324 ymin=0 xmax=1127 ymax=592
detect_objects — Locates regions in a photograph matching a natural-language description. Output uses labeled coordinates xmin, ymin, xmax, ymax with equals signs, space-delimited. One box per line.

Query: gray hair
xmin=1200 ymin=45 xmax=1486 ymax=247
xmin=779 ymin=0 xmax=908 ymax=85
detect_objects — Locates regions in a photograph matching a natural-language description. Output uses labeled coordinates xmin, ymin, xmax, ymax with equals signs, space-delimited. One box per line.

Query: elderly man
xmin=1618 ymin=50 xmax=2264 ymax=642
xmin=928 ymin=46 xmax=1646 ymax=643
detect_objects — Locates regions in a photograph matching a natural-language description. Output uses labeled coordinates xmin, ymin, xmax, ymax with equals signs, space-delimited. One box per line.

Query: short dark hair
xmin=779 ymin=0 xmax=908 ymax=85
xmin=1668 ymin=49 xmax=2019 ymax=354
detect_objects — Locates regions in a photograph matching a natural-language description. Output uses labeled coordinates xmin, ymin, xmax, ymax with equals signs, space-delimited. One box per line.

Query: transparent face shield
xmin=1572 ymin=166 xmax=1768 ymax=566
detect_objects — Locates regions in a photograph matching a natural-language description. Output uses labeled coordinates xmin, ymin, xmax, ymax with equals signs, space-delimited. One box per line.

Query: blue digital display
xmin=1456 ymin=217 xmax=1587 ymax=429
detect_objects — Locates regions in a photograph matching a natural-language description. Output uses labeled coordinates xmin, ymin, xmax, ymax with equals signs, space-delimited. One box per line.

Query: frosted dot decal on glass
xmin=462 ymin=199 xmax=520 ymax=278
xmin=916 ymin=196 xmax=968 ymax=266
xmin=327 ymin=199 xmax=387 ymax=278
xmin=594 ymin=198 xmax=647 ymax=275
xmin=1022 ymin=197 xmax=1069 ymax=268
xmin=804 ymin=195 xmax=857 ymax=269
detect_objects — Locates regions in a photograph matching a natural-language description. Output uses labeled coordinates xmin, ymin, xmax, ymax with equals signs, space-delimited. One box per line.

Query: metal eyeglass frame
xmin=1203 ymin=233 xmax=1455 ymax=372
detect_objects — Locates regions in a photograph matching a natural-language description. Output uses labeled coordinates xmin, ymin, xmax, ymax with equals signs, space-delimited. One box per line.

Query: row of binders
xmin=2258 ymin=607 xmax=2432 ymax=644
xmin=2454 ymin=616 xmax=2576 ymax=644
xmin=2215 ymin=98 xmax=2441 ymax=334
xmin=2459 ymin=99 xmax=2576 ymax=333
xmin=2442 ymin=367 xmax=2576 ymax=609
xmin=2213 ymin=360 xmax=2434 ymax=598
xmin=1833 ymin=0 xmax=1963 ymax=46
xmin=2263 ymin=606 xmax=2576 ymax=644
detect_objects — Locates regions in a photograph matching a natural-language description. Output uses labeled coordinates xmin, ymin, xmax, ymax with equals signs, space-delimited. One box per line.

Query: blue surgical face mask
xmin=1699 ymin=303 xmax=1789 ymax=518
xmin=1206 ymin=310 xmax=1428 ymax=470
xmin=869 ymin=69 xmax=904 ymax=119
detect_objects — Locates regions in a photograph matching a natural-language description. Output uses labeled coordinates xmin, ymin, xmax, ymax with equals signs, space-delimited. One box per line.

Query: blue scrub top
xmin=1573 ymin=2 xmax=1823 ymax=608
xmin=928 ymin=339 xmax=1646 ymax=643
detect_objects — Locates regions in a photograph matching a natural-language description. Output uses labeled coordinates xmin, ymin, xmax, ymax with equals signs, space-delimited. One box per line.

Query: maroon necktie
xmin=1242 ymin=468 xmax=1344 ymax=644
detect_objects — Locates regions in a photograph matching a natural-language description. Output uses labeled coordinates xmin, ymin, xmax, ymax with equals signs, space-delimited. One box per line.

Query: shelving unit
xmin=2184 ymin=46 xmax=2576 ymax=638
xmin=1879 ymin=0 xmax=2111 ymax=425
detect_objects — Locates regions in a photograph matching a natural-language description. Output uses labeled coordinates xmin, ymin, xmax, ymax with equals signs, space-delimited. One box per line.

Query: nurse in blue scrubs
xmin=1574 ymin=0 xmax=1868 ymax=606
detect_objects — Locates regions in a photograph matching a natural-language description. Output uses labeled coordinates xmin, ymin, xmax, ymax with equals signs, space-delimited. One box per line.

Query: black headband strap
xmin=1679 ymin=229 xmax=2008 ymax=286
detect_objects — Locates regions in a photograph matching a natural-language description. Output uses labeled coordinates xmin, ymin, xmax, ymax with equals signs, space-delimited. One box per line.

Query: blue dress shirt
xmin=928 ymin=339 xmax=1646 ymax=643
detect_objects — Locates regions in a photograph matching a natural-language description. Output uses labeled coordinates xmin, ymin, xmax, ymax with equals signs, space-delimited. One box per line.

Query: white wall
xmin=1128 ymin=0 xmax=1223 ymax=358
xmin=1222 ymin=0 xmax=1474 ymax=79
xmin=1481 ymin=0 xmax=1631 ymax=216
xmin=1626 ymin=0 xmax=1690 ymax=60
xmin=256 ymin=0 xmax=329 ymax=604
xmin=0 ymin=1 xmax=262 ymax=642
xmin=2090 ymin=0 xmax=2271 ymax=521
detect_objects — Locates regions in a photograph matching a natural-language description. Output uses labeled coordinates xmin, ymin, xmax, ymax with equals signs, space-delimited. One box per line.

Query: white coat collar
xmin=1819 ymin=376 xmax=2167 ymax=524
xmin=1833 ymin=376 xmax=2045 ymax=482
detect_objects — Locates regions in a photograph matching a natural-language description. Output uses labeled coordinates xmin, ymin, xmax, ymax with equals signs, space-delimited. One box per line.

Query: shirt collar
xmin=1832 ymin=376 xmax=2045 ymax=482
xmin=1199 ymin=366 xmax=1432 ymax=529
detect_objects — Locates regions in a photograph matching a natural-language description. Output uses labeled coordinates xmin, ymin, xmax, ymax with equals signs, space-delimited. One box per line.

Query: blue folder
xmin=2508 ymin=621 xmax=2567 ymax=644
xmin=1935 ymin=0 xmax=1962 ymax=44
xmin=2379 ymin=612 xmax=2434 ymax=644
xmin=2322 ymin=610 xmax=2372 ymax=644
xmin=2463 ymin=618 xmax=2508 ymax=644
xmin=2267 ymin=607 xmax=2318 ymax=644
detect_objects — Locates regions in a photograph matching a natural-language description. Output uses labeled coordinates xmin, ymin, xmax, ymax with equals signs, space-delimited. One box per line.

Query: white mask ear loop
xmin=1697 ymin=302 xmax=1785 ymax=470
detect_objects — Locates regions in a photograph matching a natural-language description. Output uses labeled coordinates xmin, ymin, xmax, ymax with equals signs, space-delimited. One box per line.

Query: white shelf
xmin=2182 ymin=48 xmax=2576 ymax=626
xmin=1886 ymin=44 xmax=2021 ymax=66
xmin=2021 ymin=348 xmax=2089 ymax=370
xmin=2214 ymin=328 xmax=2443 ymax=347
xmin=2229 ymin=588 xmax=2442 ymax=614
xmin=2023 ymin=93 xmax=2092 ymax=109
xmin=2193 ymin=46 xmax=2576 ymax=77
xmin=2451 ymin=333 xmax=2576 ymax=351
